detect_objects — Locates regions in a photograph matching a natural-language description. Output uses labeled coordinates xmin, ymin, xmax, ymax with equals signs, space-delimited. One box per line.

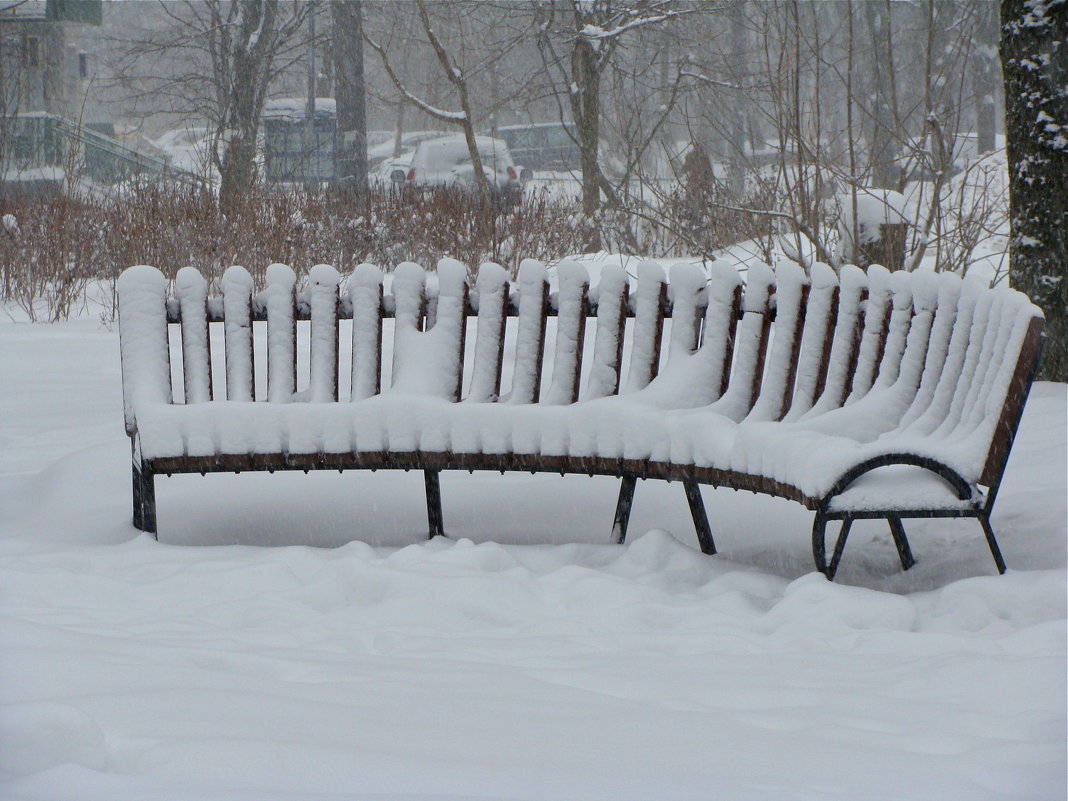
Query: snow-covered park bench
xmin=117 ymin=256 xmax=1044 ymax=580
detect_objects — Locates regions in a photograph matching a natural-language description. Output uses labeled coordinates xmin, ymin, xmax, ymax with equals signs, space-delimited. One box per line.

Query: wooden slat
xmin=433 ymin=258 xmax=469 ymax=403
xmin=869 ymin=269 xmax=916 ymax=391
xmin=467 ymin=262 xmax=510 ymax=403
xmin=391 ymin=261 xmax=427 ymax=389
xmin=349 ymin=263 xmax=384 ymax=400
xmin=507 ymin=259 xmax=549 ymax=404
xmin=747 ymin=261 xmax=809 ymax=421
xmin=175 ymin=266 xmax=212 ymax=403
xmin=585 ymin=264 xmax=628 ymax=399
xmin=545 ymin=261 xmax=589 ymax=405
xmin=846 ymin=264 xmax=893 ymax=402
xmin=898 ymin=272 xmax=964 ymax=428
xmin=783 ymin=262 xmax=838 ymax=420
xmin=221 ymin=265 xmax=255 ymax=402
xmin=695 ymin=260 xmax=745 ymax=402
xmin=264 ymin=263 xmax=297 ymax=403
xmin=307 ymin=264 xmax=341 ymax=403
xmin=624 ymin=260 xmax=667 ymax=392
xmin=709 ymin=261 xmax=774 ymax=421
xmin=666 ymin=263 xmax=706 ymax=359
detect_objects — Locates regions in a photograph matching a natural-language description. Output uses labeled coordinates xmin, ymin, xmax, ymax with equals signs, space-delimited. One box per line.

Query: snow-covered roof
xmin=262 ymin=98 xmax=337 ymax=121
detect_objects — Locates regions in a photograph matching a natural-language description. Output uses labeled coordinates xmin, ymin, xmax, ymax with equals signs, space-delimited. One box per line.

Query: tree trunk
xmin=1001 ymin=0 xmax=1068 ymax=381
xmin=863 ymin=0 xmax=900 ymax=190
xmin=975 ymin=1 xmax=999 ymax=154
xmin=571 ymin=35 xmax=602 ymax=243
xmin=728 ymin=0 xmax=747 ymax=197
xmin=333 ymin=0 xmax=368 ymax=196
xmin=217 ymin=0 xmax=280 ymax=213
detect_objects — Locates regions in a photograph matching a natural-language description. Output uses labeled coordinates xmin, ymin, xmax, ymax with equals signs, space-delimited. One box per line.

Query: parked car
xmin=367 ymin=130 xmax=449 ymax=170
xmin=495 ymin=122 xmax=580 ymax=171
xmin=391 ymin=135 xmax=530 ymax=207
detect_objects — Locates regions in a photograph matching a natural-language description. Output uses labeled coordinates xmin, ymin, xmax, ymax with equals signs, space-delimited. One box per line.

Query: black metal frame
xmin=130 ymin=453 xmax=718 ymax=556
xmin=810 ymin=333 xmax=1045 ymax=580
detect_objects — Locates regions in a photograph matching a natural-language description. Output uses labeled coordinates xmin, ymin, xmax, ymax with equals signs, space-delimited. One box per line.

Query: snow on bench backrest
xmin=466 ymin=262 xmax=509 ymax=403
xmin=706 ymin=261 xmax=774 ymax=421
xmin=263 ymin=263 xmax=297 ymax=403
xmin=544 ymin=260 xmax=590 ymax=405
xmin=221 ymin=266 xmax=255 ymax=402
xmin=624 ymin=261 xmax=668 ymax=393
xmin=119 ymin=259 xmax=1042 ymax=487
xmin=117 ymin=265 xmax=172 ymax=434
xmin=746 ymin=261 xmax=809 ymax=422
xmin=506 ymin=259 xmax=549 ymax=404
xmin=308 ymin=264 xmax=341 ymax=403
xmin=391 ymin=259 xmax=468 ymax=401
xmin=585 ymin=264 xmax=629 ymax=400
xmin=175 ymin=267 xmax=212 ymax=404
xmin=348 ymin=262 xmax=384 ymax=400
xmin=784 ymin=262 xmax=838 ymax=420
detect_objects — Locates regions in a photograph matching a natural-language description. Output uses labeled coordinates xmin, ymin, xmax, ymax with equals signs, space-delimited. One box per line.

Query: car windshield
xmin=413 ymin=137 xmax=514 ymax=171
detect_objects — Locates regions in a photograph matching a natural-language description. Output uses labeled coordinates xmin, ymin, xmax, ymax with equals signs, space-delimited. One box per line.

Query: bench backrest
xmin=117 ymin=258 xmax=1043 ymax=488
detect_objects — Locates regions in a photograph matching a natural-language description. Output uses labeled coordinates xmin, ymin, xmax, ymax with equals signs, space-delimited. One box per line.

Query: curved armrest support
xmin=819 ymin=453 xmax=973 ymax=512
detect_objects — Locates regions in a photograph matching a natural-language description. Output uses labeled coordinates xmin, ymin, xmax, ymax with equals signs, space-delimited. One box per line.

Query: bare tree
xmin=104 ymin=0 xmax=313 ymax=208
xmin=363 ymin=0 xmax=535 ymax=209
xmin=534 ymin=0 xmax=698 ymax=221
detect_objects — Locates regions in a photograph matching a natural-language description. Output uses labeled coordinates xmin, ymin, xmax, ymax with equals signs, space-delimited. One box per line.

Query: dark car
xmin=494 ymin=122 xmax=580 ymax=172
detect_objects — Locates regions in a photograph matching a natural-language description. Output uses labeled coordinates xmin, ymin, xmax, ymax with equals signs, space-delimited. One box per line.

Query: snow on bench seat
xmin=117 ymin=257 xmax=1044 ymax=580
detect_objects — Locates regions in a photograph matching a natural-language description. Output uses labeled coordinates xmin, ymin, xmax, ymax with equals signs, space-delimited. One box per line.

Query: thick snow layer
xmin=0 ymin=304 xmax=1066 ymax=800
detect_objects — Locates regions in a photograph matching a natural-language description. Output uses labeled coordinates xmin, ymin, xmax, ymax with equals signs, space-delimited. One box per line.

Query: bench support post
xmin=683 ymin=479 xmax=716 ymax=555
xmin=132 ymin=463 xmax=143 ymax=531
xmin=812 ymin=513 xmax=851 ymax=580
xmin=132 ymin=460 xmax=157 ymax=539
xmin=611 ymin=476 xmax=637 ymax=545
xmin=977 ymin=511 xmax=1007 ymax=575
xmin=887 ymin=516 xmax=915 ymax=570
xmin=424 ymin=470 xmax=445 ymax=539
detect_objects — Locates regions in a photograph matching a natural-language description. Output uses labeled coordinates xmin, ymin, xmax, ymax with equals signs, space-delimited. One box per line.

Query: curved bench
xmin=117 ymin=256 xmax=1044 ymax=579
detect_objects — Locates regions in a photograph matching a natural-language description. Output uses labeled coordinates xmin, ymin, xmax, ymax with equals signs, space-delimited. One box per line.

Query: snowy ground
xmin=1 ymin=310 xmax=1065 ymax=799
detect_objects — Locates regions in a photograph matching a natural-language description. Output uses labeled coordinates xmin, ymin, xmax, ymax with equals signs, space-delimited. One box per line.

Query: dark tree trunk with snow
xmin=332 ymin=0 xmax=368 ymax=196
xmin=1000 ymin=0 xmax=1068 ymax=381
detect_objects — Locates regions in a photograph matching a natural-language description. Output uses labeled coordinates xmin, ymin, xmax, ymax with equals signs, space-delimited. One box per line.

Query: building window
xmin=24 ymin=36 xmax=40 ymax=68
xmin=79 ymin=52 xmax=88 ymax=79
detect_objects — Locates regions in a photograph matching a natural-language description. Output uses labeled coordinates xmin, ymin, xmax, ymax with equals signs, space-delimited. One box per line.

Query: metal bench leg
xmin=611 ymin=475 xmax=637 ymax=545
xmin=683 ymin=479 xmax=716 ymax=555
xmin=827 ymin=519 xmax=852 ymax=579
xmin=812 ymin=513 xmax=851 ymax=580
xmin=887 ymin=516 xmax=915 ymax=570
xmin=132 ymin=462 xmax=144 ymax=530
xmin=138 ymin=463 xmax=158 ymax=539
xmin=977 ymin=511 xmax=1008 ymax=574
xmin=424 ymin=470 xmax=445 ymax=539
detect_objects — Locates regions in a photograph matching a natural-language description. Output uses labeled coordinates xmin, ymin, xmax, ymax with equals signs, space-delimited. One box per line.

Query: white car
xmin=367 ymin=130 xmax=447 ymax=169
xmin=391 ymin=135 xmax=530 ymax=207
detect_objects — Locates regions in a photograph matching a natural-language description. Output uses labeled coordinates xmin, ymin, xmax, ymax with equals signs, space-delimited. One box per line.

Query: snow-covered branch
xmin=362 ymin=33 xmax=467 ymax=123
